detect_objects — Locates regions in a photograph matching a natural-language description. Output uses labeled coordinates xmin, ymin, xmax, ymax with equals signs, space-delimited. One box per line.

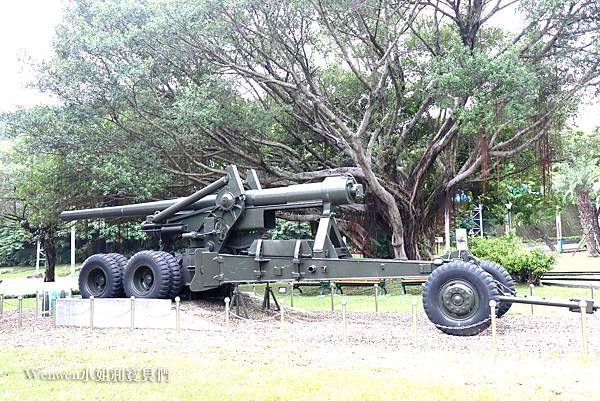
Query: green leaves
xmin=469 ymin=235 xmax=555 ymax=283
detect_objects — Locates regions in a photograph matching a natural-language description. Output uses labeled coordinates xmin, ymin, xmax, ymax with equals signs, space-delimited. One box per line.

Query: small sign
xmin=435 ymin=236 xmax=444 ymax=243
xmin=278 ymin=287 xmax=287 ymax=294
xmin=455 ymin=229 xmax=469 ymax=250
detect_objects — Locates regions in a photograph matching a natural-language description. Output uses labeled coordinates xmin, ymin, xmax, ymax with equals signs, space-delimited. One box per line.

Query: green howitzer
xmin=61 ymin=165 xmax=598 ymax=336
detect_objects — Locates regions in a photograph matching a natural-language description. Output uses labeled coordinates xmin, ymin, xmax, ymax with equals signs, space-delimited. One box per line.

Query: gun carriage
xmin=61 ymin=165 xmax=597 ymax=335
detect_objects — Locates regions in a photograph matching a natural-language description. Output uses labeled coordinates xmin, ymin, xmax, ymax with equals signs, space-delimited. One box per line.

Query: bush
xmin=469 ymin=235 xmax=555 ymax=284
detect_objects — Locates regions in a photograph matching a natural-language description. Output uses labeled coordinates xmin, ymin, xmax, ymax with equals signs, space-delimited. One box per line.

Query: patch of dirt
xmin=1 ymin=294 xmax=599 ymax=357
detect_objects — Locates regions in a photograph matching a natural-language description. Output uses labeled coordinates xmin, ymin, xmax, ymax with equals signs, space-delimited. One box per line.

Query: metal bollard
xmin=591 ymin=286 xmax=595 ymax=302
xmin=411 ymin=300 xmax=417 ymax=340
xmin=18 ymin=296 xmax=23 ymax=329
xmin=529 ymin=284 xmax=534 ymax=315
xmin=253 ymin=284 xmax=256 ymax=296
xmin=42 ymin=291 xmax=47 ymax=317
xmin=0 ymin=293 xmax=3 ymax=319
xmin=130 ymin=296 xmax=135 ymax=330
xmin=342 ymin=297 xmax=348 ymax=345
xmin=224 ymin=297 xmax=230 ymax=330
xmin=175 ymin=296 xmax=181 ymax=334
xmin=374 ymin=284 xmax=379 ymax=313
xmin=280 ymin=300 xmax=285 ymax=337
xmin=489 ymin=300 xmax=497 ymax=353
xmin=89 ymin=296 xmax=95 ymax=330
xmin=289 ymin=282 xmax=294 ymax=308
xmin=579 ymin=300 xmax=588 ymax=356
xmin=330 ymin=283 xmax=335 ymax=312
xmin=53 ymin=300 xmax=58 ymax=328
xmin=35 ymin=291 xmax=39 ymax=319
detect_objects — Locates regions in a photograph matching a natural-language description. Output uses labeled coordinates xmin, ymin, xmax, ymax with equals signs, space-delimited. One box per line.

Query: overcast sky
xmin=0 ymin=0 xmax=598 ymax=129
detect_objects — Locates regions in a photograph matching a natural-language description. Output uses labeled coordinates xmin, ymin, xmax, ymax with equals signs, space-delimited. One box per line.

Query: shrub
xmin=469 ymin=235 xmax=555 ymax=284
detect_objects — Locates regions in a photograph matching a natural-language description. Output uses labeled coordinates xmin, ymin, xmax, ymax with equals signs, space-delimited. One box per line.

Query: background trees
xmin=1 ymin=0 xmax=598 ymax=274
xmin=0 ymin=106 xmax=170 ymax=280
xmin=554 ymin=129 xmax=600 ymax=256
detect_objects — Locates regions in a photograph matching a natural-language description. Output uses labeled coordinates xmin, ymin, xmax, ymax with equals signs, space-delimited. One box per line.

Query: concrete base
xmin=56 ymin=298 xmax=173 ymax=329
xmin=56 ymin=298 xmax=222 ymax=331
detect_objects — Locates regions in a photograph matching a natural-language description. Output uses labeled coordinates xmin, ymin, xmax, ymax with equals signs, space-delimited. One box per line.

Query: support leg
xmin=231 ymin=285 xmax=249 ymax=319
xmin=262 ymin=283 xmax=280 ymax=311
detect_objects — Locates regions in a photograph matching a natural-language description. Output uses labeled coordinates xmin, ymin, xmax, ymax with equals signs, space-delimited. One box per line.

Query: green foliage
xmin=553 ymin=128 xmax=600 ymax=202
xmin=0 ymin=226 xmax=33 ymax=267
xmin=469 ymin=235 xmax=555 ymax=284
xmin=269 ymin=219 xmax=312 ymax=240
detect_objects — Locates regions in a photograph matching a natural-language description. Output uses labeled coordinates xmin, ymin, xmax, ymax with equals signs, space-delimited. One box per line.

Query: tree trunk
xmin=531 ymin=224 xmax=557 ymax=252
xmin=43 ymin=228 xmax=57 ymax=282
xmin=575 ymin=187 xmax=600 ymax=257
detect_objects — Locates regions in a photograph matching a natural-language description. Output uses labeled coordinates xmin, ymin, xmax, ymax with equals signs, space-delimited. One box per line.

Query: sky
xmin=0 ymin=0 xmax=598 ymax=129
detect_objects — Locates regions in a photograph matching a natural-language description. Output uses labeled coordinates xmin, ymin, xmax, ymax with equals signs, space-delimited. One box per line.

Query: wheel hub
xmin=439 ymin=280 xmax=478 ymax=318
xmin=133 ymin=266 xmax=155 ymax=294
xmin=87 ymin=268 xmax=107 ymax=296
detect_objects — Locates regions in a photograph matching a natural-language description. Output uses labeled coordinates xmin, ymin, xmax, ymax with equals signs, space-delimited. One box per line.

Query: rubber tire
xmin=105 ymin=253 xmax=128 ymax=296
xmin=106 ymin=253 xmax=128 ymax=269
xmin=423 ymin=261 xmax=499 ymax=336
xmin=79 ymin=254 xmax=123 ymax=298
xmin=156 ymin=251 xmax=184 ymax=299
xmin=123 ymin=251 xmax=172 ymax=299
xmin=478 ymin=260 xmax=515 ymax=318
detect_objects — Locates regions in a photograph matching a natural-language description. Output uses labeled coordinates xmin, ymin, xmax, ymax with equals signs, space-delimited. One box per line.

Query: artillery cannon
xmin=61 ymin=165 xmax=598 ymax=336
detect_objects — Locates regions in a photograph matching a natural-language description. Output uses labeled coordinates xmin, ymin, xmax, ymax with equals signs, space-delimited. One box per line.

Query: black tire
xmin=156 ymin=251 xmax=184 ymax=299
xmin=106 ymin=253 xmax=128 ymax=269
xmin=123 ymin=251 xmax=172 ymax=299
xmin=478 ymin=260 xmax=515 ymax=318
xmin=105 ymin=253 xmax=128 ymax=296
xmin=79 ymin=254 xmax=123 ymax=298
xmin=423 ymin=261 xmax=499 ymax=336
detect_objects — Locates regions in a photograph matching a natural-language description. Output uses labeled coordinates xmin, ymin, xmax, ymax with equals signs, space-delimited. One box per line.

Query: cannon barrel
xmin=60 ymin=175 xmax=363 ymax=221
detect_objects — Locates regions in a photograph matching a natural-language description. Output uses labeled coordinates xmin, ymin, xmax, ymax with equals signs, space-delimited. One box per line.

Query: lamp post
xmin=505 ymin=202 xmax=513 ymax=234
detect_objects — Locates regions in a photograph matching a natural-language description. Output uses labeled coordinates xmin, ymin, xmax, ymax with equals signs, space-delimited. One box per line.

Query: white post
xmin=444 ymin=207 xmax=450 ymax=252
xmin=489 ymin=300 xmax=497 ymax=353
xmin=555 ymin=208 xmax=562 ymax=253
xmin=35 ymin=240 xmax=41 ymax=274
xmin=70 ymin=226 xmax=76 ymax=276
xmin=478 ymin=203 xmax=484 ymax=237
xmin=506 ymin=202 xmax=513 ymax=234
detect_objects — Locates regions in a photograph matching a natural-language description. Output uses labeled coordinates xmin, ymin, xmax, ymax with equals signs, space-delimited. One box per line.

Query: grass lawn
xmin=0 ymin=264 xmax=78 ymax=280
xmin=2 ymin=342 xmax=599 ymax=401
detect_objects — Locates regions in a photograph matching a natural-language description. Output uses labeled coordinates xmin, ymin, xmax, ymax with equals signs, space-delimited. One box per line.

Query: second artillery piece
xmin=61 ymin=165 xmax=598 ymax=336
